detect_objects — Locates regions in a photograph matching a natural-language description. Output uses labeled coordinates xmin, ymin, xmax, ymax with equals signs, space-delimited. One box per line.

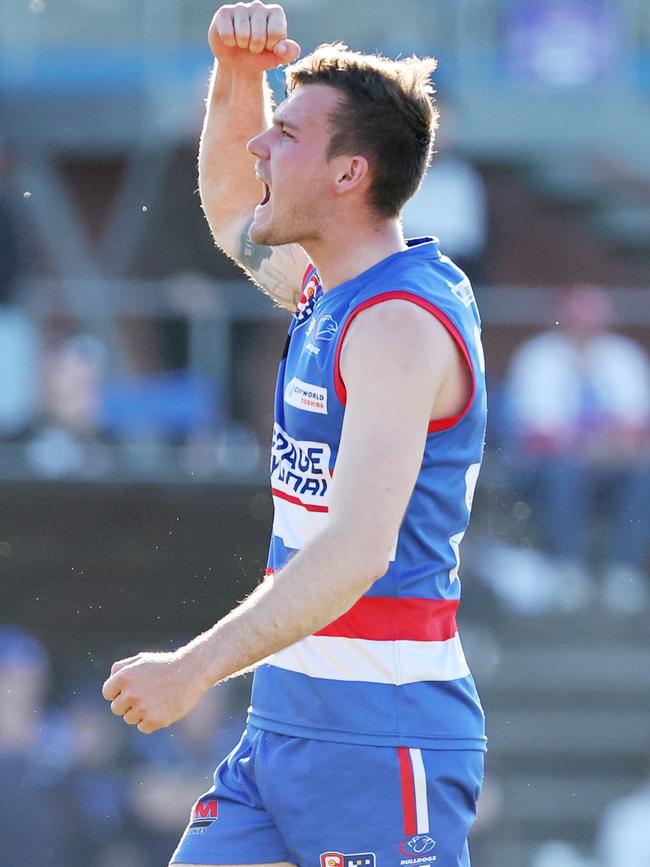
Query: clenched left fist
xmin=102 ymin=648 xmax=210 ymax=734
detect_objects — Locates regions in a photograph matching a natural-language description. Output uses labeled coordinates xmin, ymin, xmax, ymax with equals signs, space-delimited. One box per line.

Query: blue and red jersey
xmin=247 ymin=238 xmax=487 ymax=750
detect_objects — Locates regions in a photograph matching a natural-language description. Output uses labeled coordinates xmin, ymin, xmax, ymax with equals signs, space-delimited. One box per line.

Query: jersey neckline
xmin=318 ymin=236 xmax=441 ymax=301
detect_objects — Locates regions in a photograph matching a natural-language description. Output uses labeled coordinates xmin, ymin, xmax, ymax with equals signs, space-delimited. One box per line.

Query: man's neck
xmin=303 ymin=217 xmax=407 ymax=292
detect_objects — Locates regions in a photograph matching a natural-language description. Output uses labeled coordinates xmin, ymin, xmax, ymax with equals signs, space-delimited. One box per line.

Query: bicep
xmin=218 ymin=212 xmax=309 ymax=311
xmin=328 ymin=385 xmax=431 ymax=566
xmin=328 ymin=302 xmax=453 ymax=562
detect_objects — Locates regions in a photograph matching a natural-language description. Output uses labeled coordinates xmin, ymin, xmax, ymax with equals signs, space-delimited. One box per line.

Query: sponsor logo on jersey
xmin=447 ymin=276 xmax=475 ymax=308
xmin=304 ymin=312 xmax=338 ymax=355
xmin=284 ymin=377 xmax=328 ymax=414
xmin=271 ymin=423 xmax=331 ymax=502
xmin=187 ymin=798 xmax=218 ymax=834
xmin=320 ymin=852 xmax=376 ymax=867
xmin=315 ymin=313 xmax=339 ymax=341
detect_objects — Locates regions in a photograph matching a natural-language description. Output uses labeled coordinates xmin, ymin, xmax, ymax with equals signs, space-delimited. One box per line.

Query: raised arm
xmin=200 ymin=1 xmax=309 ymax=310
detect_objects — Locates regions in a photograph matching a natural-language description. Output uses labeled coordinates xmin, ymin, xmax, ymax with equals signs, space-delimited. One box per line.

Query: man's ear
xmin=332 ymin=155 xmax=370 ymax=196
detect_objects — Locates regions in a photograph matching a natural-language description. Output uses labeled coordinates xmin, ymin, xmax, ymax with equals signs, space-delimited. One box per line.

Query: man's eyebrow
xmin=272 ymin=113 xmax=300 ymax=131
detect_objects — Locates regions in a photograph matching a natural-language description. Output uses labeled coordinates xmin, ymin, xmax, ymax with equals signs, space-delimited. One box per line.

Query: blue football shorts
xmin=170 ymin=725 xmax=484 ymax=867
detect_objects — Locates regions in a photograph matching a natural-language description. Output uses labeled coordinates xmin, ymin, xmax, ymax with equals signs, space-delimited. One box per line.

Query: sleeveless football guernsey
xmin=247 ymin=237 xmax=487 ymax=751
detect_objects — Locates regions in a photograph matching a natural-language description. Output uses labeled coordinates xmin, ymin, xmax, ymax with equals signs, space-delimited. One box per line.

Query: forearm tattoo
xmin=238 ymin=217 xmax=303 ymax=310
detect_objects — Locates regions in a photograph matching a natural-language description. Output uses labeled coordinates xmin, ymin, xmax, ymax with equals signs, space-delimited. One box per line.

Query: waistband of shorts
xmin=246 ymin=713 xmax=488 ymax=751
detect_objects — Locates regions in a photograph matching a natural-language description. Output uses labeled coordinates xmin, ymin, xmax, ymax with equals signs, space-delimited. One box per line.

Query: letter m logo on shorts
xmin=190 ymin=798 xmax=218 ymax=828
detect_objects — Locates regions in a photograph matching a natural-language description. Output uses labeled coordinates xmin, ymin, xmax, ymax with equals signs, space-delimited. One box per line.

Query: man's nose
xmin=247 ymin=130 xmax=270 ymax=159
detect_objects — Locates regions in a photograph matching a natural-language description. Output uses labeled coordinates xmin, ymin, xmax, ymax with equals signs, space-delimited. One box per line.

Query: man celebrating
xmin=103 ymin=3 xmax=487 ymax=865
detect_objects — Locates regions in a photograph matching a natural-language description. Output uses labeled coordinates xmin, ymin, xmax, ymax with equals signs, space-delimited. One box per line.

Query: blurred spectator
xmin=232 ymin=317 xmax=287 ymax=446
xmin=41 ymin=335 xmax=104 ymax=435
xmin=20 ymin=272 xmax=239 ymax=479
xmin=401 ymin=103 xmax=487 ymax=280
xmin=0 ymin=142 xmax=40 ymax=438
xmin=595 ymin=770 xmax=650 ymax=867
xmin=102 ymin=272 xmax=224 ymax=447
xmin=57 ymin=683 xmax=145 ymax=867
xmin=504 ymin=285 xmax=650 ymax=613
xmin=26 ymin=334 xmax=109 ymax=478
xmin=0 ymin=626 xmax=66 ymax=867
xmin=529 ymin=840 xmax=596 ymax=867
xmin=0 ymin=142 xmax=21 ymax=305
xmin=474 ymin=541 xmax=571 ymax=616
xmin=101 ymin=368 xmax=218 ymax=442
xmin=0 ymin=306 xmax=40 ymax=438
xmin=0 ymin=632 xmax=250 ymax=867
xmin=503 ymin=0 xmax=620 ymax=86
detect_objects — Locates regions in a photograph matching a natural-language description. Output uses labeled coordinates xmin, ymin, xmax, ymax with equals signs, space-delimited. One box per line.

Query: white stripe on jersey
xmin=272 ymin=493 xmax=330 ymax=550
xmin=272 ymin=494 xmax=399 ymax=559
xmin=267 ymin=633 xmax=470 ymax=684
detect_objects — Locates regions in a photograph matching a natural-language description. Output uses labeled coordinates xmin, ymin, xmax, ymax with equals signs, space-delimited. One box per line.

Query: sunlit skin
xmin=247 ymin=82 xmax=408 ymax=290
xmin=248 ymin=85 xmax=339 ymax=247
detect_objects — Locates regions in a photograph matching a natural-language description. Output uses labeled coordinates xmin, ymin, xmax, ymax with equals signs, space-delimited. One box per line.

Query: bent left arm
xmin=102 ymin=300 xmax=463 ymax=732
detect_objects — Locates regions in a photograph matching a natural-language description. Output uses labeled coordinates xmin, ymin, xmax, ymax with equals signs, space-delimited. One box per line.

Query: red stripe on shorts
xmin=397 ymin=747 xmax=417 ymax=836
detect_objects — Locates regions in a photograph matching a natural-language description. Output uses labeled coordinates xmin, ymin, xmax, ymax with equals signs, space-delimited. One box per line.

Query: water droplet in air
xmin=23 ymin=191 xmax=32 ymax=198
xmin=29 ymin=0 xmax=45 ymax=13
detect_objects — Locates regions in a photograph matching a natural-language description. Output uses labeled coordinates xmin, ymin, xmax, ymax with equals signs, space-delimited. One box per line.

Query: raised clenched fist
xmin=209 ymin=1 xmax=301 ymax=73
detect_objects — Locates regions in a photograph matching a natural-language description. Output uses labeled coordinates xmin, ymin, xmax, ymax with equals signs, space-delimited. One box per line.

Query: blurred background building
xmin=1 ymin=1 xmax=649 ymax=865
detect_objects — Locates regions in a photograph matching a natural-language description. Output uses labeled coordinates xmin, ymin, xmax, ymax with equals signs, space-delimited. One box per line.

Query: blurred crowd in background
xmin=0 ymin=625 xmax=249 ymax=867
xmin=2 ymin=0 xmax=650 ymax=865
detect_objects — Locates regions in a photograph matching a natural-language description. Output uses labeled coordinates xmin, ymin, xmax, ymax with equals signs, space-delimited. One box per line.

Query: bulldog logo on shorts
xmin=398 ymin=834 xmax=438 ymax=864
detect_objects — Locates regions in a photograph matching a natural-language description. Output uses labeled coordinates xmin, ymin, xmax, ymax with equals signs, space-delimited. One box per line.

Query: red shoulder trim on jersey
xmin=293 ymin=263 xmax=318 ymax=314
xmin=333 ymin=291 xmax=476 ymax=434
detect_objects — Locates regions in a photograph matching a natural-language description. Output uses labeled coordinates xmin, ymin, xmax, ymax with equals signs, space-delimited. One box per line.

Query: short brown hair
xmin=285 ymin=44 xmax=439 ymax=219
